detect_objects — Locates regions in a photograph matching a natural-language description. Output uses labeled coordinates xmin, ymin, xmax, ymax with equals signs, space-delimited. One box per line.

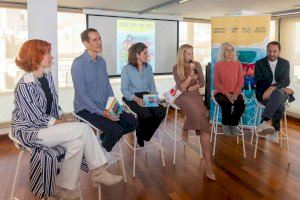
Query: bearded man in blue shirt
xmin=71 ymin=28 xmax=138 ymax=152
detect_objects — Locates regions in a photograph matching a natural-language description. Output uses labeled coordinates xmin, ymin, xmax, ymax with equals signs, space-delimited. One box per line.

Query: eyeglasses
xmin=45 ymin=52 xmax=52 ymax=56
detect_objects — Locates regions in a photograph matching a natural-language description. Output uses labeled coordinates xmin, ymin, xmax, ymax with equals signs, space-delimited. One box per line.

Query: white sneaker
xmin=257 ymin=121 xmax=275 ymax=135
xmin=268 ymin=131 xmax=279 ymax=143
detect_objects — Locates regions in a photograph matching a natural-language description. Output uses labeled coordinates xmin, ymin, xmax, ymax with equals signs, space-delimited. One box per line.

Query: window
xmin=179 ymin=21 xmax=211 ymax=68
xmin=0 ymin=8 xmax=27 ymax=93
xmin=270 ymin=20 xmax=276 ymax=41
xmin=57 ymin=12 xmax=86 ymax=112
xmin=280 ymin=16 xmax=300 ymax=116
xmin=294 ymin=22 xmax=300 ymax=83
xmin=57 ymin=12 xmax=86 ymax=88
xmin=0 ymin=7 xmax=27 ymax=123
xmin=0 ymin=9 xmax=86 ymax=123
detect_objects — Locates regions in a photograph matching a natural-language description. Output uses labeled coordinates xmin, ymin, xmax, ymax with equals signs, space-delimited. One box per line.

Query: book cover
xmin=143 ymin=94 xmax=159 ymax=107
xmin=163 ymin=86 xmax=182 ymax=103
xmin=105 ymin=97 xmax=123 ymax=117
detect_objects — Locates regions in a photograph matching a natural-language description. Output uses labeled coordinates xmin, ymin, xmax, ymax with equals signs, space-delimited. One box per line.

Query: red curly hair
xmin=15 ymin=39 xmax=51 ymax=72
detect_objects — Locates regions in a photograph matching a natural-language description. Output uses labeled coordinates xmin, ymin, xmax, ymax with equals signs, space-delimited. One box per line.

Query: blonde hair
xmin=217 ymin=42 xmax=238 ymax=62
xmin=176 ymin=44 xmax=193 ymax=80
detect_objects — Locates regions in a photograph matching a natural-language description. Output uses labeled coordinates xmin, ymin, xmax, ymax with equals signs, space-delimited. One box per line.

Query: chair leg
xmin=173 ymin=109 xmax=178 ymax=165
xmin=210 ymin=122 xmax=214 ymax=143
xmin=133 ymin=131 xmax=137 ymax=178
xmin=163 ymin=105 xmax=170 ymax=135
xmin=98 ymin=185 xmax=101 ymax=200
xmin=250 ymin=128 xmax=254 ymax=145
xmin=252 ymin=107 xmax=260 ymax=145
xmin=280 ymin=130 xmax=283 ymax=148
xmin=159 ymin=143 xmax=166 ymax=167
xmin=198 ymin=135 xmax=203 ymax=158
xmin=212 ymin=109 xmax=218 ymax=157
xmin=10 ymin=150 xmax=24 ymax=200
xmin=213 ymin=130 xmax=217 ymax=157
xmin=280 ymin=117 xmax=283 ymax=148
xmin=210 ymin=106 xmax=217 ymax=143
xmin=158 ymin=128 xmax=166 ymax=167
xmin=283 ymin=111 xmax=291 ymax=163
xmin=239 ymin=118 xmax=246 ymax=158
xmin=241 ymin=129 xmax=246 ymax=158
xmin=78 ymin=181 xmax=83 ymax=200
xmin=254 ymin=135 xmax=259 ymax=159
xmin=118 ymin=141 xmax=127 ymax=183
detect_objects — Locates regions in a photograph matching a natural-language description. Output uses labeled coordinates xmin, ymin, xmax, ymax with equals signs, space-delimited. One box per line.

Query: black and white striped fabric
xmin=11 ymin=72 xmax=87 ymax=198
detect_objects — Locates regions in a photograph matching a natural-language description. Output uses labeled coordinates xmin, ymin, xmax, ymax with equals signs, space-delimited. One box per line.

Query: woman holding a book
xmin=121 ymin=42 xmax=166 ymax=147
xmin=12 ymin=39 xmax=122 ymax=199
xmin=214 ymin=42 xmax=245 ymax=135
xmin=173 ymin=44 xmax=215 ymax=181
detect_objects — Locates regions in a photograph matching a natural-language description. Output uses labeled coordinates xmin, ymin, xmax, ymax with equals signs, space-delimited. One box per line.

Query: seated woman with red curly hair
xmin=12 ymin=39 xmax=122 ymax=199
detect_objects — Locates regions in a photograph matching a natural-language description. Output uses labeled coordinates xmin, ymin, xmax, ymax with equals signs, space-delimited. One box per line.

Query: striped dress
xmin=11 ymin=72 xmax=87 ymax=198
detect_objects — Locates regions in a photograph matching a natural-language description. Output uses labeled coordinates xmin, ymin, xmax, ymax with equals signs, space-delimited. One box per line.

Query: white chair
xmin=72 ymin=113 xmax=127 ymax=200
xmin=122 ymin=100 xmax=165 ymax=178
xmin=8 ymin=131 xmax=83 ymax=200
xmin=210 ymin=90 xmax=246 ymax=158
xmin=252 ymin=98 xmax=291 ymax=163
xmin=162 ymin=96 xmax=203 ymax=165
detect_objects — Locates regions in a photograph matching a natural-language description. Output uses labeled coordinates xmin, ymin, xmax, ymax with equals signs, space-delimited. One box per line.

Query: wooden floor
xmin=1 ymin=110 xmax=300 ymax=200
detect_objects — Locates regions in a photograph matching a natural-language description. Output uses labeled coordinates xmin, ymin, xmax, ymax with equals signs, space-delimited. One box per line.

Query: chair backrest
xmin=210 ymin=90 xmax=219 ymax=106
xmin=253 ymin=94 xmax=265 ymax=108
xmin=8 ymin=131 xmax=31 ymax=152
xmin=72 ymin=112 xmax=103 ymax=134
xmin=121 ymin=100 xmax=138 ymax=118
xmin=163 ymin=93 xmax=180 ymax=110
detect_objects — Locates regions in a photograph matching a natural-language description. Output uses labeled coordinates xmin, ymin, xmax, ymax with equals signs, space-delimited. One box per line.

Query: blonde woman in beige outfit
xmin=172 ymin=44 xmax=215 ymax=181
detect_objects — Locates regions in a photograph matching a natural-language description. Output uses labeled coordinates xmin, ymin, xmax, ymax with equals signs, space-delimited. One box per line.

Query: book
xmin=105 ymin=97 xmax=123 ymax=117
xmin=143 ymin=94 xmax=159 ymax=107
xmin=163 ymin=86 xmax=182 ymax=103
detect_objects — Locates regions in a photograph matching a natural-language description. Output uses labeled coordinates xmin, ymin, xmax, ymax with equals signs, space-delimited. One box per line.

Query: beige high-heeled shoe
xmin=202 ymin=160 xmax=216 ymax=181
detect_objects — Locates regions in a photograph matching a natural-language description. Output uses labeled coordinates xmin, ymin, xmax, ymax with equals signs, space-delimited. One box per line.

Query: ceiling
xmin=4 ymin=0 xmax=300 ymax=19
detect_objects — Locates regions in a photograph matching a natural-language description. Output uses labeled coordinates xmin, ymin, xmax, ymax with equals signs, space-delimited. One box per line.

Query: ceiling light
xmin=179 ymin=0 xmax=190 ymax=4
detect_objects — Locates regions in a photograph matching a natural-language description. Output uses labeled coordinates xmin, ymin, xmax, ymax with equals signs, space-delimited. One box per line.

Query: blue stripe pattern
xmin=11 ymin=72 xmax=87 ymax=198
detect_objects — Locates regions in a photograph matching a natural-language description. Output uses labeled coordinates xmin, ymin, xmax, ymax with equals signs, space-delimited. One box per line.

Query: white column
xmin=27 ymin=0 xmax=58 ymax=88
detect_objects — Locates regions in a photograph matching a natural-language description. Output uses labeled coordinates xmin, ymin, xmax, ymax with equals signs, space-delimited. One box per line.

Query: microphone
xmin=189 ymin=60 xmax=198 ymax=74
